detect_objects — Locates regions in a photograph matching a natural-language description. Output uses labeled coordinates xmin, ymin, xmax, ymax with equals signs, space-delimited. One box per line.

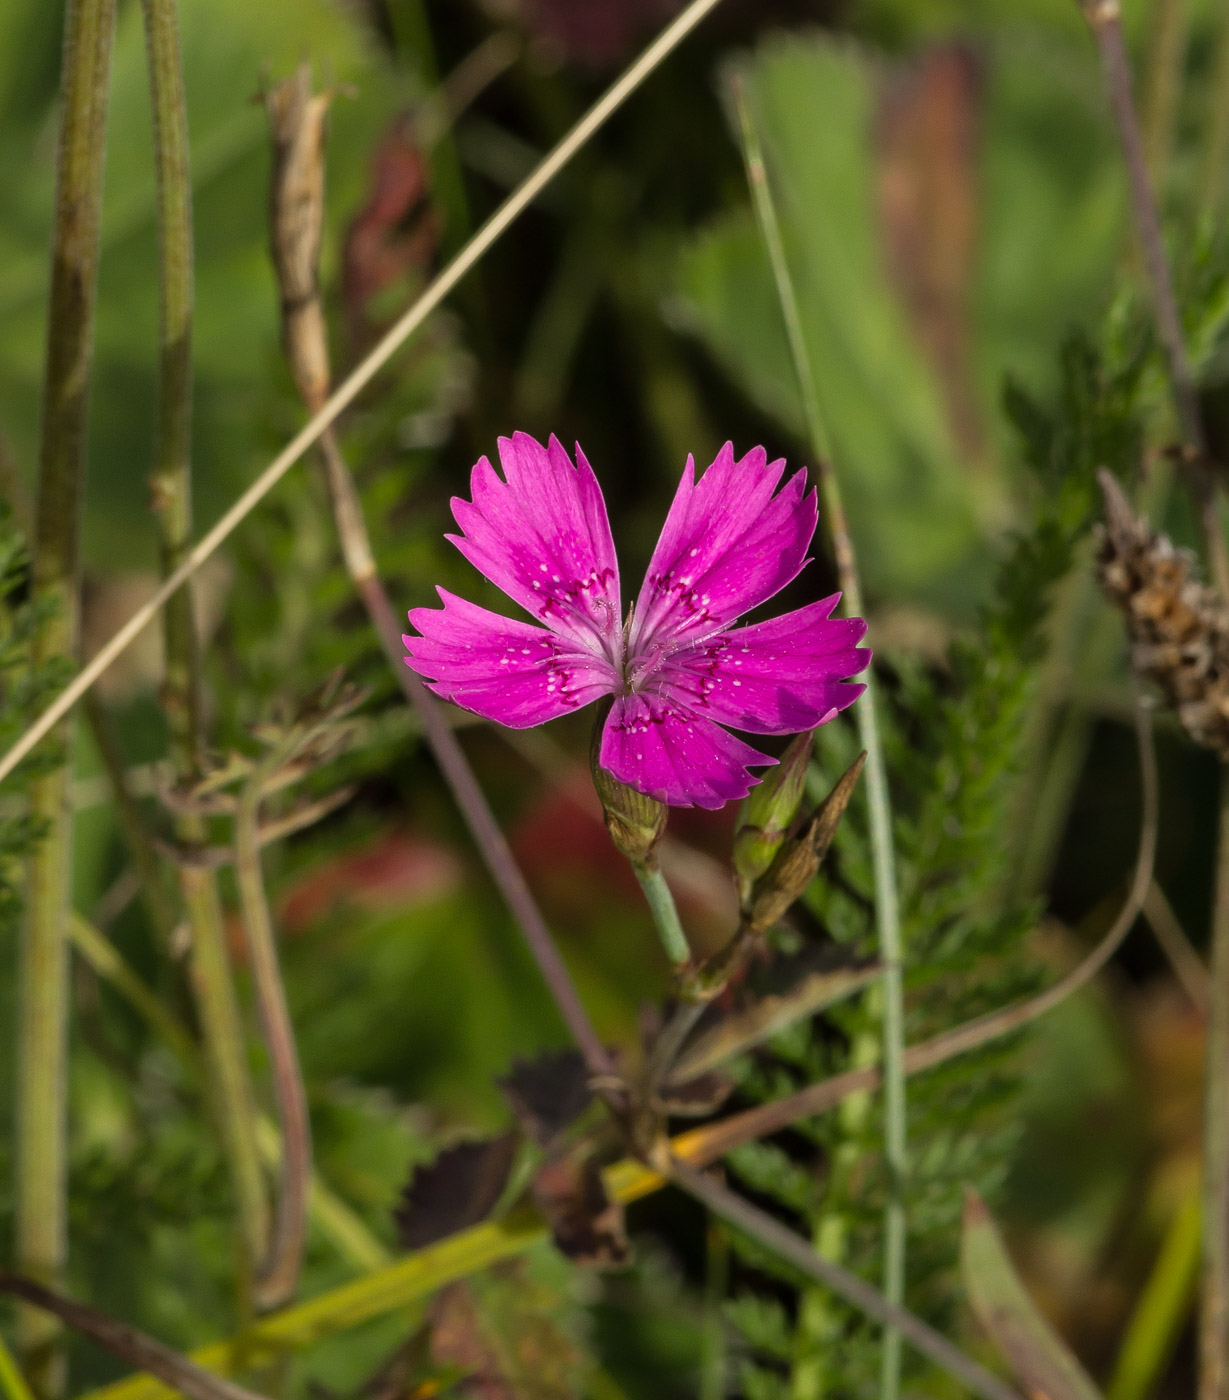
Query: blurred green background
xmin=1 ymin=0 xmax=1225 ymax=1395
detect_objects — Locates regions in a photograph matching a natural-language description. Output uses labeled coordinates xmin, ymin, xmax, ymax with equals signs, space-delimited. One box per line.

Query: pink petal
xmin=629 ymin=443 xmax=817 ymax=655
xmin=405 ymin=589 xmax=617 ymax=728
xmin=652 ymin=596 xmax=870 ymax=734
xmin=598 ymin=692 xmax=777 ymax=810
xmin=447 ymin=432 xmax=621 ymax=655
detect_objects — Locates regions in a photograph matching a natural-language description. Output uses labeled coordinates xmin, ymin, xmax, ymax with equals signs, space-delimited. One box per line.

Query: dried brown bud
xmin=744 ymin=752 xmax=865 ymax=934
xmin=1095 ymin=469 xmax=1229 ymax=757
xmin=265 ymin=64 xmax=332 ymax=412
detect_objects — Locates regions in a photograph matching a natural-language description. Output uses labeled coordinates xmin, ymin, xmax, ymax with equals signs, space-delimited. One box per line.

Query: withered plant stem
xmin=1081 ymin=0 xmax=1229 ymax=599
xmin=234 ymin=750 xmax=312 ymax=1311
xmin=1143 ymin=879 xmax=1209 ymax=1013
xmin=669 ymin=1160 xmax=1024 ymax=1400
xmin=140 ymin=0 xmax=270 ymax=1283
xmin=19 ymin=0 xmax=116 ymax=1389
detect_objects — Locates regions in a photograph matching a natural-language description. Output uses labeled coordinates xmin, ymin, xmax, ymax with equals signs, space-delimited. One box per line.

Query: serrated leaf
xmin=962 ymin=1192 xmax=1104 ymax=1400
xmin=498 ymin=1049 xmax=592 ymax=1147
xmin=395 ymin=1134 xmax=519 ymax=1251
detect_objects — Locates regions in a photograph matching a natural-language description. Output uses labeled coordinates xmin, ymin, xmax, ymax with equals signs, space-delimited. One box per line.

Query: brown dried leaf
xmin=1096 ymin=469 xmax=1229 ymax=756
xmin=532 ymin=1156 xmax=630 ymax=1268
xmin=395 ymin=1133 xmax=520 ymax=1251
xmin=498 ymin=1049 xmax=592 ymax=1147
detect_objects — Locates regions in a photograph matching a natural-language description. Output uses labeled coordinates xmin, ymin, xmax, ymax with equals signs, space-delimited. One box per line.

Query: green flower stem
xmin=19 ymin=0 xmax=117 ymax=1390
xmin=140 ymin=0 xmax=270 ymax=1285
xmin=633 ymin=860 xmax=691 ymax=967
xmin=732 ymin=72 xmax=908 ymax=1400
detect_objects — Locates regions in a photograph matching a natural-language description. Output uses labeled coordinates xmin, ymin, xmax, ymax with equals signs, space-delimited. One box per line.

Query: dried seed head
xmin=265 ymin=64 xmax=332 ymax=411
xmin=1096 ymin=469 xmax=1229 ymax=756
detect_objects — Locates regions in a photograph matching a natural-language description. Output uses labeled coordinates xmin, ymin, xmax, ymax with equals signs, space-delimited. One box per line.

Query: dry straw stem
xmin=731 ymin=69 xmax=908 ymax=1399
xmin=19 ymin=0 xmax=116 ymax=1389
xmin=234 ymin=750 xmax=312 ymax=1311
xmin=80 ymin=700 xmax=1156 ymax=1400
xmin=0 ymin=0 xmax=729 ymax=790
xmin=263 ymin=67 xmax=618 ymax=1082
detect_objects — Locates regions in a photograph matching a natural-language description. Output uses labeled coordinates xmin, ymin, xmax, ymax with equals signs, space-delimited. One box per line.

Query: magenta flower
xmin=403 ymin=434 xmax=870 ymax=809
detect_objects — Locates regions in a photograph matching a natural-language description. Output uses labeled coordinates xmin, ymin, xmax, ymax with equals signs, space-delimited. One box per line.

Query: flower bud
xmin=590 ymin=706 xmax=667 ymax=865
xmin=744 ymin=752 xmax=866 ymax=934
xmin=733 ymin=732 xmax=813 ymax=904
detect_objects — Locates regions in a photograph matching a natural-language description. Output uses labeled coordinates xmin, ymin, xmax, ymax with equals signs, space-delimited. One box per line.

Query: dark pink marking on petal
xmin=405 ymin=589 xmax=617 ymax=729
xmin=445 ymin=432 xmax=622 ymax=658
xmin=597 ymin=692 xmax=776 ymax=810
xmin=628 ymin=443 xmax=817 ymax=657
xmin=650 ymin=595 xmax=871 ymax=735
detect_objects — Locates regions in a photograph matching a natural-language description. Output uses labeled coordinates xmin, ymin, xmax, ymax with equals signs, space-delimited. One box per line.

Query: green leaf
xmin=961 ymin=1191 xmax=1105 ymax=1400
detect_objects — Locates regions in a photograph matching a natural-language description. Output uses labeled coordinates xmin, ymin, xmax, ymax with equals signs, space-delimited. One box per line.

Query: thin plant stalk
xmin=732 ymin=71 xmax=908 ymax=1398
xmin=1140 ymin=0 xmax=1188 ymax=190
xmin=0 ymin=0 xmax=730 ymax=787
xmin=1143 ymin=880 xmax=1209 ymax=1013
xmin=1080 ymin=0 xmax=1229 ymax=599
xmin=1199 ymin=0 xmax=1229 ymax=219
xmin=700 ymin=1223 xmax=729 ymax=1400
xmin=18 ymin=0 xmax=116 ymax=1390
xmin=668 ymin=1160 xmax=1023 ymax=1400
xmin=1203 ymin=771 xmax=1229 ymax=1400
xmin=632 ymin=861 xmax=690 ymax=966
xmin=234 ymin=751 xmax=312 ymax=1311
xmin=140 ymin=0 xmax=271 ymax=1282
